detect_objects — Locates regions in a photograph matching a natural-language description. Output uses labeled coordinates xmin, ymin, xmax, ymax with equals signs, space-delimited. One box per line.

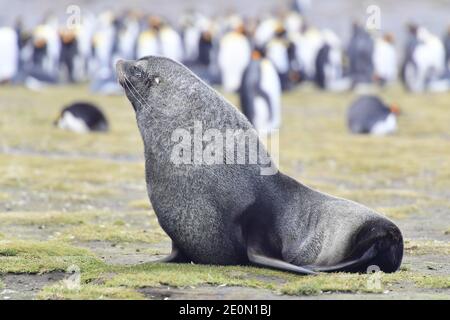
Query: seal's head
xmin=116 ymin=56 xmax=202 ymax=119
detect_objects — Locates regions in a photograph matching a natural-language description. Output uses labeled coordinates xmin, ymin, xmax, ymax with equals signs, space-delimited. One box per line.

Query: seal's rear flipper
xmin=247 ymin=247 xmax=317 ymax=275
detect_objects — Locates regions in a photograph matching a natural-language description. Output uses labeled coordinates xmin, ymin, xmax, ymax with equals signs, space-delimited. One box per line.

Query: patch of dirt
xmin=75 ymin=240 xmax=171 ymax=265
xmin=403 ymin=254 xmax=450 ymax=276
xmin=139 ymin=286 xmax=292 ymax=300
xmin=0 ymin=273 xmax=66 ymax=300
xmin=397 ymin=208 xmax=450 ymax=241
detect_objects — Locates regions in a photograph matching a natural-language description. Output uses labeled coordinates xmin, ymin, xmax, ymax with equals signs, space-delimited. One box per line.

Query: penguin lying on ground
xmin=55 ymin=102 xmax=109 ymax=133
xmin=347 ymin=95 xmax=400 ymax=136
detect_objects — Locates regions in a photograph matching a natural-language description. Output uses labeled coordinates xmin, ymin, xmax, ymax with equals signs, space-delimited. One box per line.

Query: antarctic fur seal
xmin=116 ymin=56 xmax=403 ymax=274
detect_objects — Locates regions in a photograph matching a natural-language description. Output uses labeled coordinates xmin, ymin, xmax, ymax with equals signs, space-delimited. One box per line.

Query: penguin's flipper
xmin=247 ymin=247 xmax=317 ymax=275
xmin=305 ymin=244 xmax=378 ymax=273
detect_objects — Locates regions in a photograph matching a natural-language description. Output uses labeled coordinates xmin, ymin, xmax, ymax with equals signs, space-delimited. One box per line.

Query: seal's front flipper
xmin=307 ymin=244 xmax=378 ymax=273
xmin=155 ymin=242 xmax=190 ymax=263
xmin=247 ymin=247 xmax=317 ymax=275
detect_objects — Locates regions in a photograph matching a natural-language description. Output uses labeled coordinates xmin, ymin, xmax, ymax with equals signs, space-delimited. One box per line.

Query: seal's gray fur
xmin=116 ymin=56 xmax=403 ymax=274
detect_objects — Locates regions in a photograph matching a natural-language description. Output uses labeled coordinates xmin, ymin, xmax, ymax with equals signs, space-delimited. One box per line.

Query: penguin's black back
xmin=239 ymin=59 xmax=262 ymax=124
xmin=347 ymin=96 xmax=391 ymax=134
xmin=62 ymin=102 xmax=109 ymax=132
xmin=348 ymin=27 xmax=374 ymax=84
xmin=444 ymin=33 xmax=450 ymax=67
xmin=315 ymin=44 xmax=330 ymax=89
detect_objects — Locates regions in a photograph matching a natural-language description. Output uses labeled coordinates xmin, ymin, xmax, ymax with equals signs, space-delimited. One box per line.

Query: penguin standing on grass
xmin=347 ymin=95 xmax=400 ymax=136
xmin=444 ymin=27 xmax=450 ymax=72
xmin=55 ymin=102 xmax=109 ymax=133
xmin=347 ymin=23 xmax=375 ymax=87
xmin=314 ymin=30 xmax=347 ymax=90
xmin=59 ymin=28 xmax=78 ymax=83
xmin=373 ymin=33 xmax=398 ymax=85
xmin=218 ymin=22 xmax=251 ymax=92
xmin=0 ymin=26 xmax=19 ymax=83
xmin=136 ymin=16 xmax=160 ymax=59
xmin=402 ymin=25 xmax=447 ymax=92
xmin=239 ymin=49 xmax=281 ymax=134
xmin=266 ymin=26 xmax=291 ymax=91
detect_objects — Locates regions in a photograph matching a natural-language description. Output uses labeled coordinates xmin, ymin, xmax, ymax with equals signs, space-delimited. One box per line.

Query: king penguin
xmin=347 ymin=95 xmax=400 ymax=136
xmin=218 ymin=22 xmax=251 ymax=92
xmin=239 ymin=49 xmax=282 ymax=134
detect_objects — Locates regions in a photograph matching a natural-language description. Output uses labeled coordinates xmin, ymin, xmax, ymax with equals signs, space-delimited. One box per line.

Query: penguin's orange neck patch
xmin=34 ymin=38 xmax=46 ymax=48
xmin=252 ymin=51 xmax=262 ymax=60
xmin=390 ymin=104 xmax=401 ymax=115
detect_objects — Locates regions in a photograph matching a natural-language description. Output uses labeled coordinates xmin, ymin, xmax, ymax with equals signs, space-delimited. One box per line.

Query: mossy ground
xmin=0 ymin=84 xmax=449 ymax=300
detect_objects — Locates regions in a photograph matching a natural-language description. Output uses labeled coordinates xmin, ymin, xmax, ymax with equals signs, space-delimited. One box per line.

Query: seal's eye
xmin=131 ymin=66 xmax=143 ymax=78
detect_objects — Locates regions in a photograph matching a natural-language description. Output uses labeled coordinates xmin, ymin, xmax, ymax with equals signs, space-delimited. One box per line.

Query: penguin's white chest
xmin=253 ymin=97 xmax=271 ymax=133
xmin=58 ymin=112 xmax=89 ymax=133
xmin=371 ymin=114 xmax=397 ymax=136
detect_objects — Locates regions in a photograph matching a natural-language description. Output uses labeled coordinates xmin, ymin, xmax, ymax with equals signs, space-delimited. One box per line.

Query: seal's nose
xmin=116 ymin=59 xmax=124 ymax=69
xmin=116 ymin=60 xmax=127 ymax=84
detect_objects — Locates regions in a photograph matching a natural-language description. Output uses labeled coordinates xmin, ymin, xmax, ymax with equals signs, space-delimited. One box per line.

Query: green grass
xmin=0 ymin=240 xmax=105 ymax=274
xmin=35 ymin=265 xmax=450 ymax=300
xmin=128 ymin=199 xmax=152 ymax=210
xmin=0 ymin=211 xmax=96 ymax=226
xmin=58 ymin=221 xmax=168 ymax=244
xmin=0 ymin=153 xmax=144 ymax=194
xmin=281 ymin=273 xmax=381 ymax=295
xmin=0 ymin=85 xmax=142 ymax=156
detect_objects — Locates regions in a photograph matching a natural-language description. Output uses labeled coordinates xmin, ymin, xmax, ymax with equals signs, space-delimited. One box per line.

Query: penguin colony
xmin=1 ymin=3 xmax=448 ymax=134
xmin=1 ymin=4 xmax=449 ymax=95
